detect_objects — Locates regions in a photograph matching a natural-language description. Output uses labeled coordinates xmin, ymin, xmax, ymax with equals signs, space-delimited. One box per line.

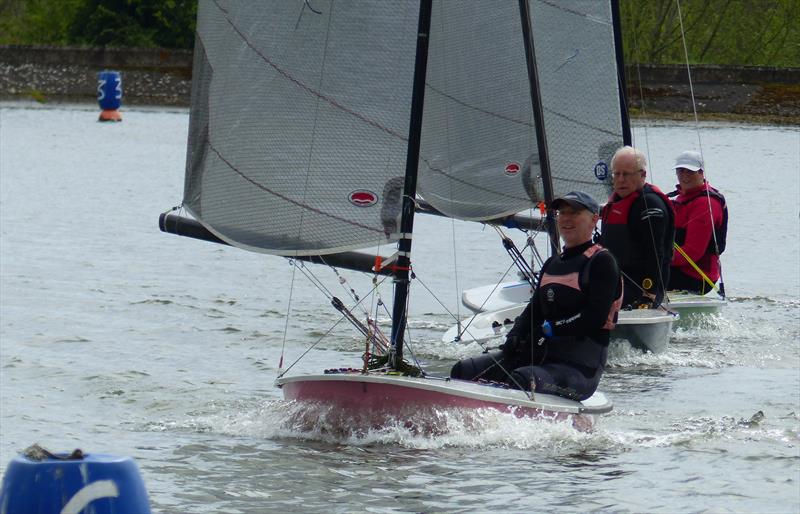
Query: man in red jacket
xmin=668 ymin=150 xmax=727 ymax=294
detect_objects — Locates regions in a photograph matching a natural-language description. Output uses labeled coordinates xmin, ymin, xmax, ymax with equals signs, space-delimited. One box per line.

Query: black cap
xmin=549 ymin=191 xmax=600 ymax=214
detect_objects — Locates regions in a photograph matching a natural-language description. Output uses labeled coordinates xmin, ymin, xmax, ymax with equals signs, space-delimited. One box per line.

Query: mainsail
xmin=417 ymin=3 xmax=538 ymax=220
xmin=185 ymin=1 xmax=420 ymax=256
xmin=183 ymin=0 xmax=626 ymax=256
xmin=417 ymin=0 xmax=623 ymax=221
xmin=530 ymin=0 xmax=624 ymax=199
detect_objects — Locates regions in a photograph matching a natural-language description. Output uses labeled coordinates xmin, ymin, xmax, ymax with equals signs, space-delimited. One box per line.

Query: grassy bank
xmin=1 ymin=0 xmax=798 ymax=68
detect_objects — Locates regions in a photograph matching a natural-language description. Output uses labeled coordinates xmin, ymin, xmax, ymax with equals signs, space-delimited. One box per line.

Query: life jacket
xmin=537 ymin=244 xmax=623 ymax=369
xmin=599 ymin=184 xmax=675 ymax=301
xmin=669 ymin=186 xmax=728 ymax=255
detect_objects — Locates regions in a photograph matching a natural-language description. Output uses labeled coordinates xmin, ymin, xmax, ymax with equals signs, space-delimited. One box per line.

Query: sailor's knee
xmin=508 ymin=368 xmax=535 ymax=391
xmin=450 ymin=360 xmax=467 ymax=379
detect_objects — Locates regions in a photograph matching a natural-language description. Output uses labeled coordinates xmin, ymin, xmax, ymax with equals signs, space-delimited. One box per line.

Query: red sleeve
xmin=672 ymin=196 xmax=723 ymax=265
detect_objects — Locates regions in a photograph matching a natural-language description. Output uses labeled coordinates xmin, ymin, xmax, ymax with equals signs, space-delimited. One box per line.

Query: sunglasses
xmin=676 ymin=168 xmax=701 ymax=174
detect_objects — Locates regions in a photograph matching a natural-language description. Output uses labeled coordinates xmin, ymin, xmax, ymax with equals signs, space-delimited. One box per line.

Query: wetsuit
xmin=668 ymin=182 xmax=726 ymax=294
xmin=450 ymin=241 xmax=621 ymax=401
xmin=598 ymin=183 xmax=675 ymax=307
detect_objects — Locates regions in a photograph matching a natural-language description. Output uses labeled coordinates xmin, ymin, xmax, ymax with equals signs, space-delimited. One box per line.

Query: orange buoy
xmin=98 ymin=109 xmax=122 ymax=122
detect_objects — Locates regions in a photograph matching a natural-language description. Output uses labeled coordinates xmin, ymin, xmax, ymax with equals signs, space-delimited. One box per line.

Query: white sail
xmin=417 ymin=2 xmax=538 ymax=220
xmin=531 ymin=0 xmax=622 ymax=200
xmin=185 ymin=1 xmax=420 ymax=256
xmin=183 ymin=0 xmax=623 ymax=255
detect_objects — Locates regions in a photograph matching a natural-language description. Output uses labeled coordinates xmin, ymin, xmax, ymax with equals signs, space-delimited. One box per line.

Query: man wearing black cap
xmin=450 ymin=191 xmax=622 ymax=401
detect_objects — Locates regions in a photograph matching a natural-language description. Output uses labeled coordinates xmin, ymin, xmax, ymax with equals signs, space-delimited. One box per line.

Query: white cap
xmin=674 ymin=150 xmax=704 ymax=172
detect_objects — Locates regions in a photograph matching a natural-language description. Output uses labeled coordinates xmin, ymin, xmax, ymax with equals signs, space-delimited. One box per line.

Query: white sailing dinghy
xmin=461 ymin=279 xmax=724 ymax=318
xmin=450 ymin=280 xmax=723 ymax=349
xmin=158 ymin=0 xmax=647 ymax=430
xmin=444 ymin=301 xmax=675 ymax=354
xmin=442 ymin=250 xmax=722 ymax=354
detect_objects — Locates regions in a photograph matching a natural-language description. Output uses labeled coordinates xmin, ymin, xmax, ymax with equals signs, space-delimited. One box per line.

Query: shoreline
xmin=1 ymin=45 xmax=798 ymax=126
xmin=3 ymin=99 xmax=794 ymax=129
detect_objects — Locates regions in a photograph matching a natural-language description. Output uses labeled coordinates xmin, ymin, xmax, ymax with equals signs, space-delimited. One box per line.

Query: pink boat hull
xmin=278 ymin=374 xmax=603 ymax=432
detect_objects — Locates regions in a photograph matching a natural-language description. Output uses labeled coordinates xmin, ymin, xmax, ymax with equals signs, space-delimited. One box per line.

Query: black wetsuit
xmin=599 ymin=184 xmax=675 ymax=307
xmin=450 ymin=241 xmax=621 ymax=401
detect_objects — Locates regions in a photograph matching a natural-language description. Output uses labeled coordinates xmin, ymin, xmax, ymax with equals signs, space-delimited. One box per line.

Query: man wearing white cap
xmin=668 ymin=150 xmax=727 ymax=293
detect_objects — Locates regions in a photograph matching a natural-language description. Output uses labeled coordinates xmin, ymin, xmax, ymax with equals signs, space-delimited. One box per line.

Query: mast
xmin=610 ymin=0 xmax=632 ymax=145
xmin=518 ymin=0 xmax=559 ymax=254
xmin=388 ymin=0 xmax=433 ymax=369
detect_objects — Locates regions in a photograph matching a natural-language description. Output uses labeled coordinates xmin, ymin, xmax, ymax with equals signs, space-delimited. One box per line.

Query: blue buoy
xmin=0 ymin=445 xmax=151 ymax=514
xmin=97 ymin=70 xmax=123 ymax=122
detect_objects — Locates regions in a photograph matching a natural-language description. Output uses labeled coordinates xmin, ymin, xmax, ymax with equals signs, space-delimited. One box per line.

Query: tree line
xmin=0 ymin=0 xmax=797 ymax=67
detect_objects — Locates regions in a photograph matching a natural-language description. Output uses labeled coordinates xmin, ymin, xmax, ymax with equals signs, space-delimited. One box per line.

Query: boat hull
xmin=608 ymin=309 xmax=674 ymax=353
xmin=444 ymin=303 xmax=676 ymax=353
xmin=664 ymin=291 xmax=728 ymax=327
xmin=462 ymin=280 xmax=725 ymax=320
xmin=276 ymin=373 xmax=611 ymax=432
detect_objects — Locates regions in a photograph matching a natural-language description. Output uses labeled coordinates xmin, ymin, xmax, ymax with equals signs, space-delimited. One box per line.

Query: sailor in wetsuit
xmin=598 ymin=146 xmax=675 ymax=308
xmin=450 ymin=191 xmax=622 ymax=401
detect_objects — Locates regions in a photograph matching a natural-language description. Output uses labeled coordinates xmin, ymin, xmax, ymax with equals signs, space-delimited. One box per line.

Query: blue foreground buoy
xmin=97 ymin=70 xmax=123 ymax=122
xmin=0 ymin=445 xmax=150 ymax=514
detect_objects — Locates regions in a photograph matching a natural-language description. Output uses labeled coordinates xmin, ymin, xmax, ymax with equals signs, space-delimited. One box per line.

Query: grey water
xmin=1 ymin=102 xmax=798 ymax=513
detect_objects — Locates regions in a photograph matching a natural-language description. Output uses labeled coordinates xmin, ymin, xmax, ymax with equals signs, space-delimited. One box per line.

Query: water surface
xmin=1 ymin=103 xmax=798 ymax=513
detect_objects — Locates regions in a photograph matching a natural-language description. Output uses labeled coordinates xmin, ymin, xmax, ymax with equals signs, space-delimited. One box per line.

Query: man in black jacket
xmin=450 ymin=191 xmax=621 ymax=401
xmin=598 ymin=146 xmax=675 ymax=308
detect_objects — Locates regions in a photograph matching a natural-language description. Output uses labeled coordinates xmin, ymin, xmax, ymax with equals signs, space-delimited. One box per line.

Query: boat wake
xmin=147 ymin=398 xmax=618 ymax=451
xmin=140 ymin=400 xmax=798 ymax=454
xmin=603 ymin=410 xmax=800 ymax=449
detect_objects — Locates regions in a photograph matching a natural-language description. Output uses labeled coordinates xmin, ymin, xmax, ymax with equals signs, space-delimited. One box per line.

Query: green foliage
xmin=0 ymin=0 xmax=196 ymax=48
xmin=67 ymin=0 xmax=197 ymax=48
xmin=620 ymin=0 xmax=800 ymax=67
xmin=0 ymin=0 xmax=83 ymax=45
xmin=0 ymin=0 xmax=797 ymax=65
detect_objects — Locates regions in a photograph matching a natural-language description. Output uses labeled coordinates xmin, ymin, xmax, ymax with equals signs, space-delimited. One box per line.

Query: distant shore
xmin=1 ymin=45 xmax=798 ymax=125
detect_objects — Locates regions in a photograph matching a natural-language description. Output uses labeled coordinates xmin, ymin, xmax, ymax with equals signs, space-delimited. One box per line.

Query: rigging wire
xmin=277 ymin=259 xmax=299 ymax=375
xmin=619 ymin=2 xmax=669 ymax=304
xmin=277 ymin=5 xmax=335 ymax=377
xmin=277 ymin=263 xmax=395 ymax=376
xmin=675 ymin=0 xmax=726 ymax=296
xmin=433 ymin=0 xmax=464 ymax=338
xmin=448 ymin=224 xmax=546 ymax=343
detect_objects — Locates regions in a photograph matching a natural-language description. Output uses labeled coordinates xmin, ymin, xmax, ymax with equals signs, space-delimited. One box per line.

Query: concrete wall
xmin=0 ymin=45 xmax=192 ymax=106
xmin=1 ymin=45 xmax=797 ymax=122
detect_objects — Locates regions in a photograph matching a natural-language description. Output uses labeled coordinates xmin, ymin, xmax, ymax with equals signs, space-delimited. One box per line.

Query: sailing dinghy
xmin=443 ymin=301 xmax=675 ymax=354
xmin=460 ymin=280 xmax=725 ymax=317
xmin=159 ymin=0 xmax=644 ymax=430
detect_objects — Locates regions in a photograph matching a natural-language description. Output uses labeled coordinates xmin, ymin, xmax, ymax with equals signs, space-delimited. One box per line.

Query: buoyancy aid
xmin=670 ymin=185 xmax=727 ymax=255
xmin=600 ymin=184 xmax=675 ymax=269
xmin=537 ymin=244 xmax=622 ymax=369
